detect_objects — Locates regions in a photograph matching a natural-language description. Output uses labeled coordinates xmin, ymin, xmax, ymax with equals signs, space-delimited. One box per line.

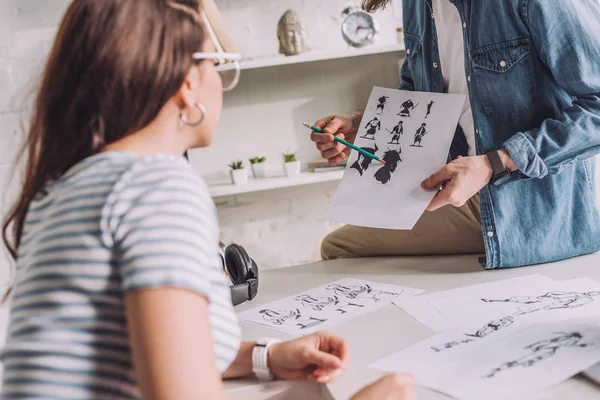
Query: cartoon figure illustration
xmin=466 ymin=316 xmax=515 ymax=338
xmin=260 ymin=308 xmax=301 ymax=326
xmin=425 ymin=101 xmax=435 ymax=119
xmin=410 ymin=123 xmax=428 ymax=147
xmin=483 ymin=332 xmax=592 ymax=378
xmin=386 ymin=121 xmax=403 ymax=144
xmin=431 ymin=338 xmax=474 ymax=353
xmin=259 ymin=308 xmax=326 ymax=330
xmin=374 ymin=148 xmax=402 ymax=185
xmin=295 ymin=294 xmax=364 ymax=314
xmin=350 ymin=144 xmax=378 ymax=176
xmin=326 ymin=283 xmax=400 ymax=302
xmin=361 ymin=117 xmax=381 ymax=140
xmin=482 ymin=291 xmax=600 ymax=316
xmin=376 ymin=96 xmax=389 ymax=114
xmin=398 ymin=99 xmax=419 ymax=117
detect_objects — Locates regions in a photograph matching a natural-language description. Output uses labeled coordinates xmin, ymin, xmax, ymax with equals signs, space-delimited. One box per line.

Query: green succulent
xmin=283 ymin=152 xmax=297 ymax=163
xmin=249 ymin=157 xmax=267 ymax=164
xmin=228 ymin=160 xmax=244 ymax=170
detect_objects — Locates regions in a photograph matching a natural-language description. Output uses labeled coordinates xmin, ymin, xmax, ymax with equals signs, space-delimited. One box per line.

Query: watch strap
xmin=486 ymin=149 xmax=511 ymax=184
xmin=252 ymin=338 xmax=281 ymax=381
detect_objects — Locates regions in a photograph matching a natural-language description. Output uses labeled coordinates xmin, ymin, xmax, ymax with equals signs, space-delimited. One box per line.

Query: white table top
xmin=225 ymin=253 xmax=600 ymax=400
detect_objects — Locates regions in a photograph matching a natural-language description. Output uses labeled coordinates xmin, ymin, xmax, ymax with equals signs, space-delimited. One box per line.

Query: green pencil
xmin=302 ymin=122 xmax=386 ymax=165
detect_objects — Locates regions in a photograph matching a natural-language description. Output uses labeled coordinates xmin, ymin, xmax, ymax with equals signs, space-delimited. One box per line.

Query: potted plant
xmin=249 ymin=156 xmax=267 ymax=178
xmin=283 ymin=152 xmax=301 ymax=178
xmin=229 ymin=160 xmax=248 ymax=185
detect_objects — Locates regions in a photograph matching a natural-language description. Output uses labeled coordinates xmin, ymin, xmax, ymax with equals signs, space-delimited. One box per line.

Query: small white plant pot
xmin=231 ymin=169 xmax=248 ymax=185
xmin=252 ymin=163 xmax=267 ymax=178
xmin=284 ymin=161 xmax=301 ymax=178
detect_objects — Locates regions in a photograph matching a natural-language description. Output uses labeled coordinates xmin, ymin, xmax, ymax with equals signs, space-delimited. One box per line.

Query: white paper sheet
xmin=327 ymin=87 xmax=466 ymax=230
xmin=394 ymin=274 xmax=557 ymax=332
xmin=237 ymin=278 xmax=423 ymax=335
xmin=372 ymin=318 xmax=600 ymax=400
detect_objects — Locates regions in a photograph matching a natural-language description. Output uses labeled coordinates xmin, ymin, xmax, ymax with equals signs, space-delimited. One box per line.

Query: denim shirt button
xmin=487 ymin=231 xmax=495 ymax=238
xmin=467 ymin=75 xmax=471 ymax=82
xmin=433 ymin=62 xmax=439 ymax=68
xmin=500 ymin=60 xmax=507 ymax=68
xmin=407 ymin=49 xmax=411 ymax=55
xmin=463 ymin=22 xmax=467 ymax=28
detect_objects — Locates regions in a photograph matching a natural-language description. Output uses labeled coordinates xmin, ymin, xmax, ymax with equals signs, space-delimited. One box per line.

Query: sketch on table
xmin=466 ymin=316 xmax=515 ymax=338
xmin=326 ymin=283 xmax=401 ymax=302
xmin=386 ymin=121 xmax=404 ymax=144
xmin=295 ymin=294 xmax=365 ymax=314
xmin=374 ymin=148 xmax=402 ymax=185
xmin=398 ymin=99 xmax=419 ymax=117
xmin=350 ymin=145 xmax=379 ymax=176
xmin=425 ymin=101 xmax=435 ymax=119
xmin=431 ymin=338 xmax=475 ymax=353
xmin=410 ymin=123 xmax=428 ymax=147
xmin=376 ymin=96 xmax=390 ymax=114
xmin=260 ymin=308 xmax=327 ymax=330
xmin=361 ymin=117 xmax=381 ymax=140
xmin=482 ymin=291 xmax=600 ymax=315
xmin=483 ymin=332 xmax=592 ymax=378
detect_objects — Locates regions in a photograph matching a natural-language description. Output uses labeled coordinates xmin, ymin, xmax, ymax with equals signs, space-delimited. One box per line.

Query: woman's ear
xmin=176 ymin=67 xmax=201 ymax=110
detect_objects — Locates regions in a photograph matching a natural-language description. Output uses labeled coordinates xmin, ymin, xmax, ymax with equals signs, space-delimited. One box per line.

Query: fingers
xmin=421 ymin=164 xmax=455 ymax=190
xmin=385 ymin=373 xmax=416 ymax=400
xmin=426 ymin=181 xmax=465 ymax=212
xmin=314 ymin=115 xmax=335 ymax=130
xmin=311 ymin=130 xmax=335 ymax=144
xmin=324 ymin=333 xmax=350 ymax=364
xmin=316 ymin=115 xmax=352 ymax=135
xmin=302 ymin=348 xmax=345 ymax=370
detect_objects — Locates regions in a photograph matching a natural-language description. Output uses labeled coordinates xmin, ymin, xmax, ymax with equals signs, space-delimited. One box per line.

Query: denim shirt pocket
xmin=404 ymin=32 xmax=424 ymax=90
xmin=470 ymin=38 xmax=539 ymax=122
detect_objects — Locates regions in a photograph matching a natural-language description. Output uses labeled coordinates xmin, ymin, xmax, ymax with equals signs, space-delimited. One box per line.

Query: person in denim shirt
xmin=311 ymin=0 xmax=600 ymax=269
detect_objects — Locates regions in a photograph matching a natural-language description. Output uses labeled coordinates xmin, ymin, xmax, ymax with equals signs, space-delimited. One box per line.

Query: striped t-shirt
xmin=1 ymin=152 xmax=241 ymax=399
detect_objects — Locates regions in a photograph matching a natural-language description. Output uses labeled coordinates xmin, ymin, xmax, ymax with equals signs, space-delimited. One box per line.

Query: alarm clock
xmin=341 ymin=7 xmax=379 ymax=48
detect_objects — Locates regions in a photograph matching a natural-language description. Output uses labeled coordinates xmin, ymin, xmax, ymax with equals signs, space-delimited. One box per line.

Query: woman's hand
xmin=311 ymin=112 xmax=362 ymax=166
xmin=351 ymin=373 xmax=416 ymax=400
xmin=421 ymin=155 xmax=493 ymax=212
xmin=268 ymin=331 xmax=349 ymax=383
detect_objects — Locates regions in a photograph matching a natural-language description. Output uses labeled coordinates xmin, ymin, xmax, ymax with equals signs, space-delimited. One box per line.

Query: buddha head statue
xmin=277 ymin=9 xmax=308 ymax=56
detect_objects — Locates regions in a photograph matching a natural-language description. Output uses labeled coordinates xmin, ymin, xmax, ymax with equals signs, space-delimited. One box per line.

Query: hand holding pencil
xmin=307 ymin=114 xmax=385 ymax=166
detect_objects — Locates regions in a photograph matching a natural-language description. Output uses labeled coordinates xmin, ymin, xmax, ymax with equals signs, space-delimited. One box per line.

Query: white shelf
xmin=240 ymin=43 xmax=405 ymax=71
xmin=207 ymin=170 xmax=344 ymax=198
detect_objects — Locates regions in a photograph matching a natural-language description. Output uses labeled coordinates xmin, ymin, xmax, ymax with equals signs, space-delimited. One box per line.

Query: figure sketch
xmin=481 ymin=291 xmax=600 ymax=316
xmin=431 ymin=338 xmax=474 ymax=353
xmin=361 ymin=117 xmax=381 ymax=140
xmin=350 ymin=145 xmax=378 ymax=176
xmin=386 ymin=121 xmax=404 ymax=144
xmin=295 ymin=294 xmax=364 ymax=314
xmin=326 ymin=283 xmax=400 ymax=302
xmin=425 ymin=101 xmax=435 ymax=119
xmin=374 ymin=148 xmax=402 ymax=185
xmin=259 ymin=308 xmax=326 ymax=330
xmin=376 ymin=96 xmax=390 ymax=114
xmin=483 ymin=332 xmax=592 ymax=378
xmin=410 ymin=123 xmax=428 ymax=147
xmin=398 ymin=99 xmax=419 ymax=117
xmin=465 ymin=316 xmax=515 ymax=338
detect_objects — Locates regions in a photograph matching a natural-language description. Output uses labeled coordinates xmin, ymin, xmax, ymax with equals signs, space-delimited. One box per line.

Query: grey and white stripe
xmin=1 ymin=152 xmax=241 ymax=399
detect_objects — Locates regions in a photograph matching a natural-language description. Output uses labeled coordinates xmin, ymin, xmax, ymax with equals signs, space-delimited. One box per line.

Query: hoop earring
xmin=180 ymin=103 xmax=206 ymax=127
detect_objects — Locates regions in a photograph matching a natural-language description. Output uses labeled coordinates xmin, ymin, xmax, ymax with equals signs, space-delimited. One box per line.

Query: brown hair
xmin=2 ymin=0 xmax=206 ymax=260
xmin=362 ymin=0 xmax=392 ymax=12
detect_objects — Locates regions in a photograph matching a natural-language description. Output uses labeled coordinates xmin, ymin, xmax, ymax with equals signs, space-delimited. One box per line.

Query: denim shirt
xmin=401 ymin=0 xmax=600 ymax=268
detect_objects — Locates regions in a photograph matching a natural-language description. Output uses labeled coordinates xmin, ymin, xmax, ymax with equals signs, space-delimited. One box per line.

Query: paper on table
xmin=327 ymin=87 xmax=466 ymax=230
xmin=394 ymin=274 xmax=557 ymax=332
xmin=396 ymin=276 xmax=600 ymax=338
xmin=372 ymin=317 xmax=600 ymax=400
xmin=237 ymin=278 xmax=423 ymax=335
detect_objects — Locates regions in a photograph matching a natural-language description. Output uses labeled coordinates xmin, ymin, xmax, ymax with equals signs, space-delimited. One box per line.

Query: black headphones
xmin=182 ymin=153 xmax=259 ymax=306
xmin=220 ymin=244 xmax=259 ymax=306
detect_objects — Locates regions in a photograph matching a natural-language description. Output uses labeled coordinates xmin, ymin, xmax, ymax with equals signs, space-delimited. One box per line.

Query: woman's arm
xmin=222 ymin=342 xmax=255 ymax=379
xmin=125 ymin=288 xmax=227 ymax=400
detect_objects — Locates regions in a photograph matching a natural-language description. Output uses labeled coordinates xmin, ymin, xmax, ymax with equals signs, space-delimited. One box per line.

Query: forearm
xmin=222 ymin=341 xmax=255 ymax=379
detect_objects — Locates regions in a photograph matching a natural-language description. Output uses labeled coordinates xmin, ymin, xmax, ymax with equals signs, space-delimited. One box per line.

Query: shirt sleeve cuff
xmin=503 ymin=132 xmax=548 ymax=179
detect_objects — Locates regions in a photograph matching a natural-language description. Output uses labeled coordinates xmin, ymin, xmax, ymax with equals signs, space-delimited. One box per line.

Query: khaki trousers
xmin=321 ymin=195 xmax=485 ymax=260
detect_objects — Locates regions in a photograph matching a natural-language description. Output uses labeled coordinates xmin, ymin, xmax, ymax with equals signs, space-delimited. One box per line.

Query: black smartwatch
xmin=486 ymin=149 xmax=512 ymax=185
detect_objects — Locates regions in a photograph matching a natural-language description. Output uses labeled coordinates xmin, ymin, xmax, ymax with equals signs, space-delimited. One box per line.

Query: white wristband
xmin=252 ymin=338 xmax=281 ymax=381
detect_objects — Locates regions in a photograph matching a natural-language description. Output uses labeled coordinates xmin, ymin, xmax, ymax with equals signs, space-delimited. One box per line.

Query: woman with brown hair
xmin=0 ymin=1 xmax=413 ymax=398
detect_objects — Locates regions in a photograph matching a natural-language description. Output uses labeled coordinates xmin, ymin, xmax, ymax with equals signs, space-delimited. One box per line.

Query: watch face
xmin=342 ymin=11 xmax=378 ymax=47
